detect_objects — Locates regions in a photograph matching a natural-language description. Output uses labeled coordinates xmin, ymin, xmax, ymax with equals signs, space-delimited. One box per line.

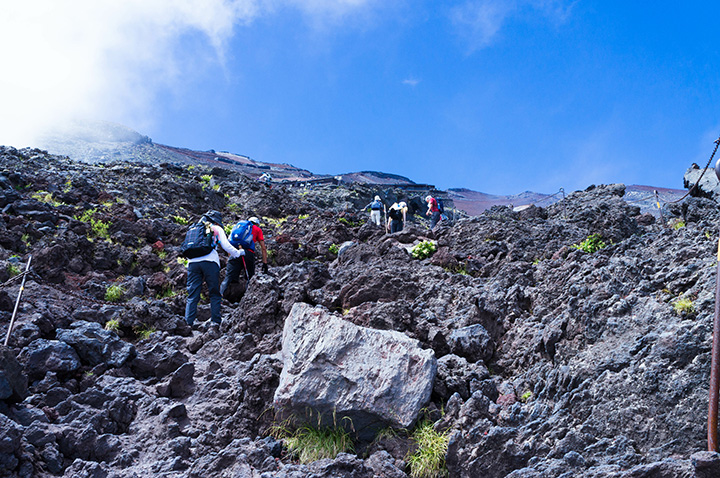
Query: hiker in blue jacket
xmin=185 ymin=211 xmax=243 ymax=328
xmin=365 ymin=195 xmax=383 ymax=226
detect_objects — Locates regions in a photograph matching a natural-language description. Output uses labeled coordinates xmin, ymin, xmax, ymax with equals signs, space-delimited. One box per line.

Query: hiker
xmin=425 ymin=195 xmax=441 ymax=229
xmin=387 ymin=201 xmax=407 ymax=233
xmin=221 ymin=216 xmax=268 ymax=295
xmin=365 ymin=195 xmax=383 ymax=226
xmin=183 ymin=210 xmax=243 ymax=328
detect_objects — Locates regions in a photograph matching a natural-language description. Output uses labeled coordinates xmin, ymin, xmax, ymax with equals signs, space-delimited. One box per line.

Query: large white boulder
xmin=274 ymin=303 xmax=436 ymax=439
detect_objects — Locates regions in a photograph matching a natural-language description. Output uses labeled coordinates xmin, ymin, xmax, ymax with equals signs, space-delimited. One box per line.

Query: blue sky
xmin=2 ymin=1 xmax=719 ymax=194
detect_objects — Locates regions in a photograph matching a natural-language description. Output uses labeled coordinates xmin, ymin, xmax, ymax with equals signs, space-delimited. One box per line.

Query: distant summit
xmin=32 ymin=120 xmax=687 ymax=216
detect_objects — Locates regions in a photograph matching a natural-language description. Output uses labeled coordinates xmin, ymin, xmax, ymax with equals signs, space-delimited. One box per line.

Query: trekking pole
xmin=242 ymin=256 xmax=250 ymax=280
xmin=4 ymin=256 xmax=31 ymax=347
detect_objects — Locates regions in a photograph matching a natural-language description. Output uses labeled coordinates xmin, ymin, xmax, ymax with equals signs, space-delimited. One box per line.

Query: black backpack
xmin=180 ymin=221 xmax=216 ymax=258
xmin=389 ymin=208 xmax=403 ymax=221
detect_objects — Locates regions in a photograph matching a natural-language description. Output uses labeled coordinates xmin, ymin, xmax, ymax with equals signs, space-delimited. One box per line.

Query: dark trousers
xmin=185 ymin=261 xmax=221 ymax=325
xmin=390 ymin=219 xmax=403 ymax=233
xmin=220 ymin=251 xmax=255 ymax=296
xmin=430 ymin=211 xmax=441 ymax=229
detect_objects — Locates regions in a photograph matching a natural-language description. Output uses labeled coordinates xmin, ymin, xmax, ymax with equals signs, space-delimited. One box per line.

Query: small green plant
xmin=328 ymin=243 xmax=339 ymax=255
xmin=571 ymin=234 xmax=606 ymax=254
xmin=156 ymin=286 xmax=176 ymax=299
xmin=90 ymin=218 xmax=111 ymax=239
xmin=706 ymin=231 xmax=713 ymax=239
xmin=520 ymin=391 xmax=533 ymax=402
xmin=200 ymin=174 xmax=212 ymax=183
xmin=406 ymin=419 xmax=449 ymax=478
xmin=104 ymin=285 xmax=125 ymax=303
xmin=338 ymin=217 xmax=362 ymax=227
xmin=171 ymin=215 xmax=189 ymax=225
xmin=298 ymin=214 xmax=309 ymax=220
xmin=105 ymin=319 xmax=120 ymax=332
xmin=212 ymin=184 xmax=220 ymax=191
xmin=187 ymin=165 xmax=195 ymax=171
xmin=7 ymin=263 xmax=21 ymax=277
xmin=271 ymin=420 xmax=354 ymax=464
xmin=156 ymin=250 xmax=167 ymax=260
xmin=670 ymin=219 xmax=686 ymax=230
xmin=134 ymin=325 xmax=156 ymax=340
xmin=63 ymin=179 xmax=73 ymax=193
xmin=177 ymin=257 xmax=189 ymax=267
xmin=673 ymin=297 xmax=695 ymax=316
xmin=411 ymin=241 xmax=437 ymax=260
xmin=32 ymin=191 xmax=62 ymax=206
xmin=21 ymin=234 xmax=31 ymax=247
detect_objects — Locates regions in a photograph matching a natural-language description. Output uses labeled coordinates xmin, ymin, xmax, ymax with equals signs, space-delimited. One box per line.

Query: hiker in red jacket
xmin=425 ymin=195 xmax=441 ymax=229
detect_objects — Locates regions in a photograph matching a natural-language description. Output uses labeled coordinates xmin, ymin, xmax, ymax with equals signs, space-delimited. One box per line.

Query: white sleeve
xmin=212 ymin=225 xmax=244 ymax=258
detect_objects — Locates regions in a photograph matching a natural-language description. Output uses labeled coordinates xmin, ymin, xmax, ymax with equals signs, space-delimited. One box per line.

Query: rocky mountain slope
xmin=1 ymin=146 xmax=720 ymax=477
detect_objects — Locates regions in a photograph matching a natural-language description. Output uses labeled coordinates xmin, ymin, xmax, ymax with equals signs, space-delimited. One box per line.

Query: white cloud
xmin=403 ymin=78 xmax=420 ymax=87
xmin=449 ymin=0 xmax=575 ymax=52
xmin=0 ymin=0 xmax=375 ymax=148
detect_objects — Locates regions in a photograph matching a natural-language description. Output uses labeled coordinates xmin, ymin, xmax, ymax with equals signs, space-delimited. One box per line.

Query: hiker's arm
xmin=258 ymin=239 xmax=267 ymax=264
xmin=213 ymin=225 xmax=243 ymax=258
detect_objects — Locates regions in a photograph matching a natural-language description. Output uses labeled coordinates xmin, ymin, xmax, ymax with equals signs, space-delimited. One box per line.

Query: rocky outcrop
xmin=274 ymin=303 xmax=436 ymax=439
xmin=1 ymin=145 xmax=720 ymax=477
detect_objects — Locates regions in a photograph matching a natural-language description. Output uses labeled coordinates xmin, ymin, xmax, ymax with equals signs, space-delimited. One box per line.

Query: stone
xmin=274 ymin=303 xmax=436 ymax=439
xmin=56 ymin=320 xmax=136 ymax=367
xmin=0 ymin=346 xmax=27 ymax=401
xmin=24 ymin=339 xmax=81 ymax=379
xmin=448 ymin=324 xmax=495 ymax=363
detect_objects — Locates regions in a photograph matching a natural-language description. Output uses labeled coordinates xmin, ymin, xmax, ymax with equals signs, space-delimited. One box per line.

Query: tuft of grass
xmin=134 ymin=325 xmax=156 ymax=340
xmin=105 ymin=319 xmax=120 ymax=332
xmin=406 ymin=420 xmax=449 ymax=478
xmin=571 ymin=233 xmax=606 ymax=254
xmin=673 ymin=297 xmax=695 ymax=316
xmin=298 ymin=214 xmax=309 ymax=220
xmin=411 ymin=241 xmax=437 ymax=260
xmin=171 ymin=215 xmax=189 ymax=225
xmin=271 ymin=422 xmax=354 ymax=464
xmin=7 ymin=263 xmax=22 ymax=277
xmin=328 ymin=243 xmax=339 ymax=255
xmin=520 ymin=391 xmax=533 ymax=402
xmin=200 ymin=174 xmax=212 ymax=183
xmin=177 ymin=257 xmax=189 ymax=267
xmin=104 ymin=285 xmax=125 ymax=303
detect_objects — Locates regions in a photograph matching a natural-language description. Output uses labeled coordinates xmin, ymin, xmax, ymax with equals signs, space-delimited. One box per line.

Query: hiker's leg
xmin=220 ymin=257 xmax=242 ymax=296
xmin=185 ymin=262 xmax=203 ymax=326
xmin=203 ymin=261 xmax=222 ymax=324
xmin=245 ymin=249 xmax=256 ymax=279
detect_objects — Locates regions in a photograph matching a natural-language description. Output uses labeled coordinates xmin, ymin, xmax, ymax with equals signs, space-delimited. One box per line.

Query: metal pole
xmin=654 ymin=190 xmax=665 ymax=228
xmin=710 ymin=238 xmax=720 ymax=451
xmin=4 ymin=256 xmax=31 ymax=347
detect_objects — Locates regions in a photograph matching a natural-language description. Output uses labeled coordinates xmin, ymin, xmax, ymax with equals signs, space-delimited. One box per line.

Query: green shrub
xmin=411 ymin=241 xmax=437 ymax=260
xmin=298 ymin=214 xmax=309 ymax=220
xmin=105 ymin=319 xmax=120 ymax=332
xmin=520 ymin=391 xmax=533 ymax=402
xmin=571 ymin=234 xmax=606 ymax=254
xmin=104 ymin=285 xmax=124 ymax=302
xmin=328 ymin=243 xmax=339 ymax=255
xmin=90 ymin=218 xmax=111 ymax=239
xmin=200 ymin=174 xmax=212 ymax=183
xmin=673 ymin=297 xmax=695 ymax=316
xmin=406 ymin=420 xmax=449 ymax=478
xmin=171 ymin=215 xmax=189 ymax=225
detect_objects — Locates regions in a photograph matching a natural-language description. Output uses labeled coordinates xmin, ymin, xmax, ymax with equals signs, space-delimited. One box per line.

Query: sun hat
xmin=204 ymin=210 xmax=223 ymax=226
xmin=248 ymin=216 xmax=260 ymax=225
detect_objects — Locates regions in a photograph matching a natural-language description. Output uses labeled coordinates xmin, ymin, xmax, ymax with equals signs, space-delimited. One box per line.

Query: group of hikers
xmin=180 ymin=211 xmax=267 ymax=329
xmin=181 ymin=193 xmax=445 ymax=329
xmin=364 ymin=194 xmax=445 ymax=232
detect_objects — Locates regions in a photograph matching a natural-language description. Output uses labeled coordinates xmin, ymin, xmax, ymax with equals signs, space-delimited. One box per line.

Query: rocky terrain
xmin=1 ymin=145 xmax=720 ymax=477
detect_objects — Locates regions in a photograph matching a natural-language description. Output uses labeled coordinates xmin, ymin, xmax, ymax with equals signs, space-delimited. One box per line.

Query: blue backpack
xmin=437 ymin=198 xmax=445 ymax=214
xmin=229 ymin=220 xmax=255 ymax=251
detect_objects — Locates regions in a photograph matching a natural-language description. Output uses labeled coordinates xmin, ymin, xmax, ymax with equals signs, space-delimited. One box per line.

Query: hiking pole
xmin=654 ymin=190 xmax=666 ymax=229
xmin=4 ymin=255 xmax=31 ymax=347
xmin=242 ymin=255 xmax=249 ymax=280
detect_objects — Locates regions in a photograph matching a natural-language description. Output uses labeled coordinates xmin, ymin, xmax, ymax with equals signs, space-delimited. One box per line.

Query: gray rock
xmin=57 ymin=320 xmax=136 ymax=367
xmin=274 ymin=303 xmax=436 ymax=439
xmin=448 ymin=324 xmax=495 ymax=363
xmin=684 ymin=164 xmax=720 ymax=200
xmin=0 ymin=413 xmax=22 ymax=473
xmin=25 ymin=339 xmax=81 ymax=379
xmin=0 ymin=346 xmax=27 ymax=401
